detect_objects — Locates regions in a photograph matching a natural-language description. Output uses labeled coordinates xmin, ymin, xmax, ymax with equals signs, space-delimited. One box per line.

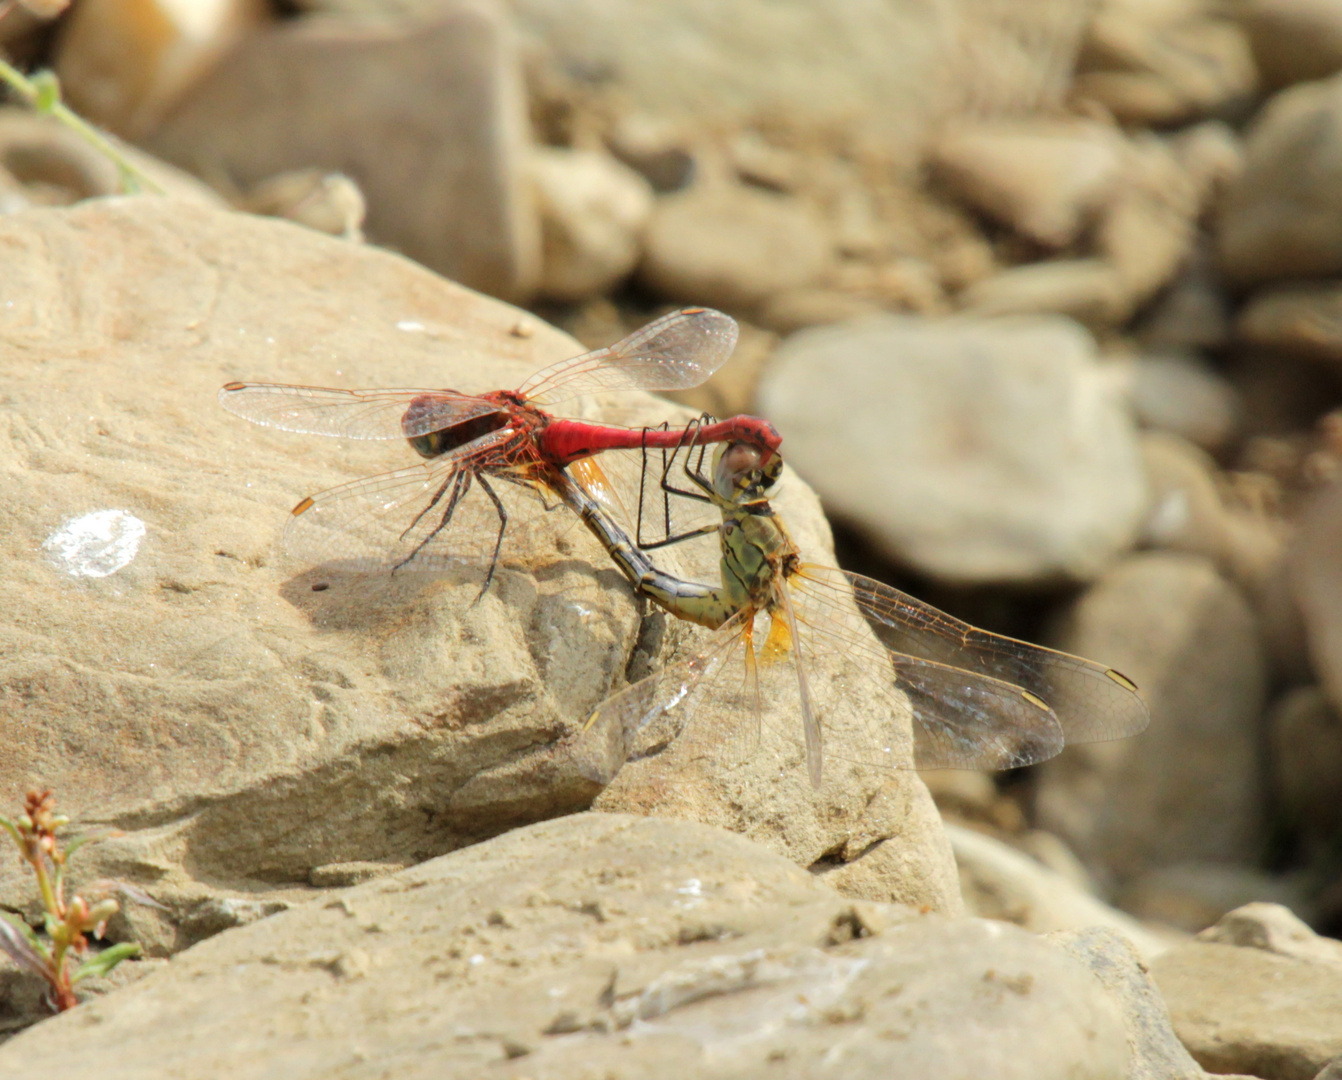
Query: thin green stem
xmin=0 ymin=59 xmax=164 ymax=195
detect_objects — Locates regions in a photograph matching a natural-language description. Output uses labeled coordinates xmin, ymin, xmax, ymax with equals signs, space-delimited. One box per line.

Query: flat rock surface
xmin=0 ymin=197 xmax=959 ymax=942
xmin=1153 ymin=936 xmax=1342 ymax=1080
xmin=757 ymin=314 xmax=1146 ymax=586
xmin=0 ymin=813 xmax=1132 ymax=1079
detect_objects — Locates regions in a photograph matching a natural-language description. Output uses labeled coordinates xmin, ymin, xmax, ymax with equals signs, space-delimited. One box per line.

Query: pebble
xmin=638 ymin=181 xmax=832 ymax=309
xmin=1218 ymin=72 xmax=1342 ymax=287
xmin=532 ymin=146 xmax=653 ymax=301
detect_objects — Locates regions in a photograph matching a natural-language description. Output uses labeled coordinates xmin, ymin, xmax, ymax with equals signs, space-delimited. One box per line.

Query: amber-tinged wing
xmin=795 ymin=565 xmax=1150 ymax=748
xmin=517 ymin=308 xmax=740 ymax=406
xmin=218 ymin=383 xmax=501 ymax=440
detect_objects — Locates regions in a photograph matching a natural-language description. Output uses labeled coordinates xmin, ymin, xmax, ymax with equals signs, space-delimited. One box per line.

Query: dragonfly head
xmin=712 ymin=441 xmax=783 ymax=506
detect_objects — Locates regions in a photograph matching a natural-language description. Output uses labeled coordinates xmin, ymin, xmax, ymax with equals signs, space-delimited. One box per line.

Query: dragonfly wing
xmin=774 ymin=576 xmax=822 ymax=785
xmin=571 ymin=609 xmax=757 ymax=785
xmin=219 ymin=383 xmax=501 ymax=440
xmin=783 ymin=567 xmax=1067 ymax=772
xmin=799 ymin=565 xmax=1151 ymax=746
xmin=518 ymin=308 xmax=740 ymax=405
xmin=280 ymin=432 xmax=561 ymax=574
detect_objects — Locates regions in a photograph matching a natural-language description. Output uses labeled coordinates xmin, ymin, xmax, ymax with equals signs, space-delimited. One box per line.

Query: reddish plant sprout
xmin=0 ymin=790 xmax=143 ymax=1013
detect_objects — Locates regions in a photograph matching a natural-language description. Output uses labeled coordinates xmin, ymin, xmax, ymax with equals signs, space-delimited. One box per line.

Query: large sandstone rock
xmin=0 ymin=198 xmax=960 ymax=949
xmin=756 ymin=314 xmax=1147 ymax=586
xmin=1036 ymin=553 xmax=1268 ymax=879
xmin=1153 ymin=903 xmax=1342 ymax=1080
xmin=144 ymin=4 xmax=541 ymax=301
xmin=0 ymin=814 xmax=1133 ymax=1079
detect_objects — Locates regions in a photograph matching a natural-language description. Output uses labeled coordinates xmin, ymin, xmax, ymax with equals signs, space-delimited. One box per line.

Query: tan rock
xmin=1238 ymin=281 xmax=1342 ymax=365
xmin=53 ymin=0 xmax=269 ymax=139
xmin=1237 ymin=0 xmax=1342 ymax=90
xmin=1290 ymin=479 xmax=1342 ymax=715
xmin=532 ymin=146 xmax=653 ymax=302
xmin=959 ymin=259 xmax=1131 ymax=325
xmin=145 ymin=6 xmax=540 ymax=301
xmin=1219 ymin=73 xmax=1342 ymax=287
xmin=638 ymin=182 xmax=833 ymax=310
xmin=1269 ymin=686 xmax=1342 ymax=861
xmin=1120 ymin=863 xmax=1313 ymax=933
xmin=1126 ymin=357 xmax=1240 ymax=452
xmin=1037 ymin=553 xmax=1268 ymax=878
xmin=507 ymin=0 xmax=1090 ymax=170
xmin=1154 ymin=935 xmax=1342 ymax=1080
xmin=0 ymin=198 xmax=963 ymax=945
xmin=947 ymin=823 xmax=1173 ymax=960
xmin=1197 ymin=902 xmax=1342 ymax=967
xmin=1073 ymin=4 xmax=1258 ymax=126
xmin=0 ymin=813 xmax=1133 ymax=1078
xmin=929 ymin=119 xmax=1125 ymax=249
xmin=238 ymin=169 xmax=366 ymax=240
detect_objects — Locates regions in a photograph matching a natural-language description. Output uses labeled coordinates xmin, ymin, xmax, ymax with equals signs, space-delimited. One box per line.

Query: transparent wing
xmin=797 ymin=565 xmax=1150 ymax=746
xmin=784 ymin=567 xmax=1070 ymax=772
xmin=518 ymin=308 xmax=740 ymax=405
xmin=570 ymin=609 xmax=759 ymax=786
xmin=219 ymin=383 xmax=502 ymax=440
xmin=278 ymin=432 xmax=563 ymax=574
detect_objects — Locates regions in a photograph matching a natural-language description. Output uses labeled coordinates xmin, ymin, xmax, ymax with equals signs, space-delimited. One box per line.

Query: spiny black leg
xmin=395 ymin=469 xmax=471 ymax=572
xmin=473 ymin=471 xmax=509 ymax=604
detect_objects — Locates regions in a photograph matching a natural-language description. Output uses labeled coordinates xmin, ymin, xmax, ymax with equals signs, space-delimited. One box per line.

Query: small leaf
xmin=0 ymin=915 xmax=50 ymax=977
xmin=72 ymin=942 xmax=141 ymax=983
xmin=30 ymin=71 xmax=61 ymax=113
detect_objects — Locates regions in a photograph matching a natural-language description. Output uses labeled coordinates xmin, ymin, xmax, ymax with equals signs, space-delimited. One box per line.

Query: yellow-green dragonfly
xmin=567 ymin=431 xmax=1150 ymax=787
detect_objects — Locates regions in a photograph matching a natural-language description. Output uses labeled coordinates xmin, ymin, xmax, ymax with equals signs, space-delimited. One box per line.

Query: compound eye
xmin=718 ymin=443 xmax=762 ymax=480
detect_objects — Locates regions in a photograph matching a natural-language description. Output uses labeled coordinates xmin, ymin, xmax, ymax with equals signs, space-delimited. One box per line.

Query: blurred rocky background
xmin=5 ymin=0 xmax=1342 ymax=1076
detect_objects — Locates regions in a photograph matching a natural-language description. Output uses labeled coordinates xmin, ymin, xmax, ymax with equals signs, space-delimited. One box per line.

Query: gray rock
xmin=638 ymin=181 xmax=832 ymax=310
xmin=1048 ymin=926 xmax=1205 ymax=1080
xmin=1037 ymin=553 xmax=1268 ymax=879
xmin=1218 ymin=73 xmax=1342 ymax=288
xmin=0 ymin=813 xmax=1132 ymax=1079
xmin=1153 ymin=934 xmax=1342 ymax=1080
xmin=145 ymin=5 xmax=541 ymax=301
xmin=757 ymin=314 xmax=1147 ymax=586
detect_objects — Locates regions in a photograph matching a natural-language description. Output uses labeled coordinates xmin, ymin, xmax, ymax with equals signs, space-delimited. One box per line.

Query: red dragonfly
xmin=219 ymin=307 xmax=779 ymax=592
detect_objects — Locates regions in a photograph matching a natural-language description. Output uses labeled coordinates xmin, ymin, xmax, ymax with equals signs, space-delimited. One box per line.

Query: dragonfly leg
xmin=394 ymin=468 xmax=472 ymax=573
xmin=472 ymin=471 xmax=509 ymax=603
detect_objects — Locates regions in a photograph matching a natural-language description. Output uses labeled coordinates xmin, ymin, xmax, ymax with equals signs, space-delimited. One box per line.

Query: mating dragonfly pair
xmin=220 ymin=307 xmax=1149 ymax=787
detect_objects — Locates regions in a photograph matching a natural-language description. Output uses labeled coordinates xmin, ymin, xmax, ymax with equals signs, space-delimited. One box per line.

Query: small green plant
xmin=0 ymin=790 xmax=143 ymax=1012
xmin=0 ymin=41 xmax=163 ymax=195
